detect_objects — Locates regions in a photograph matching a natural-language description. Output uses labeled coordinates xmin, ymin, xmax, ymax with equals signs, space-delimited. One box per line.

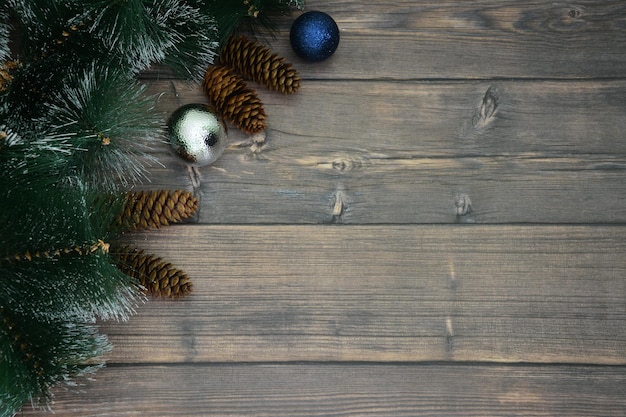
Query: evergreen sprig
xmin=0 ymin=5 xmax=9 ymax=63
xmin=0 ymin=308 xmax=111 ymax=415
xmin=1 ymin=65 xmax=160 ymax=190
xmin=0 ymin=183 xmax=141 ymax=322
xmin=84 ymin=0 xmax=219 ymax=77
xmin=45 ymin=66 xmax=161 ymax=189
xmin=203 ymin=0 xmax=305 ymax=43
xmin=0 ymin=127 xmax=68 ymax=191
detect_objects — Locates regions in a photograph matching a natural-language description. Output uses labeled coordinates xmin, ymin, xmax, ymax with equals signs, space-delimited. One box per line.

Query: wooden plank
xmin=139 ymin=80 xmax=626 ymax=224
xmin=156 ymin=154 xmax=626 ymax=224
xmin=145 ymin=0 xmax=626 ymax=80
xmin=19 ymin=364 xmax=626 ymax=416
xmin=151 ymin=80 xmax=626 ymax=156
xmin=103 ymin=225 xmax=626 ymax=365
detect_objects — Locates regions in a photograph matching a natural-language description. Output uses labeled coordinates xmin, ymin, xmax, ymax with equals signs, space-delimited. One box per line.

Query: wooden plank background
xmin=20 ymin=1 xmax=626 ymax=416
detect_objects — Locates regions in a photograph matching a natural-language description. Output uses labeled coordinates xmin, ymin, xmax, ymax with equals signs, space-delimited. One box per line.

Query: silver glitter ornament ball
xmin=167 ymin=103 xmax=227 ymax=167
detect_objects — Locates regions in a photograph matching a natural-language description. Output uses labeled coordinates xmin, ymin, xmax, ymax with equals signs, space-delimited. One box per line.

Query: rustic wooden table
xmin=20 ymin=1 xmax=626 ymax=416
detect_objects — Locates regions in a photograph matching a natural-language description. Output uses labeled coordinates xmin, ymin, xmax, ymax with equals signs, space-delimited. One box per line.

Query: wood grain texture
xmin=18 ymin=364 xmax=626 ymax=417
xmin=102 ymin=225 xmax=626 ymax=365
xmin=142 ymin=80 xmax=626 ymax=224
xmin=145 ymin=0 xmax=626 ymax=80
xmin=17 ymin=0 xmax=626 ymax=415
xmin=306 ymin=0 xmax=626 ymax=79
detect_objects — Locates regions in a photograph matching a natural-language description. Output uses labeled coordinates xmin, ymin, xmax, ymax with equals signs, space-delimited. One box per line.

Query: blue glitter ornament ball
xmin=290 ymin=11 xmax=340 ymax=62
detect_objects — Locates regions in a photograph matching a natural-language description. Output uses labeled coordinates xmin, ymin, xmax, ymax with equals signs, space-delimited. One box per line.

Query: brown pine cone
xmin=221 ymin=35 xmax=301 ymax=94
xmin=113 ymin=247 xmax=192 ymax=299
xmin=116 ymin=190 xmax=199 ymax=232
xmin=203 ymin=64 xmax=266 ymax=134
xmin=0 ymin=61 xmax=19 ymax=93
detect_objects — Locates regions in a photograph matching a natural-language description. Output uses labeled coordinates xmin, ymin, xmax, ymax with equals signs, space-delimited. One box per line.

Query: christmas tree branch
xmin=2 ymin=239 xmax=110 ymax=264
xmin=1 ymin=306 xmax=111 ymax=414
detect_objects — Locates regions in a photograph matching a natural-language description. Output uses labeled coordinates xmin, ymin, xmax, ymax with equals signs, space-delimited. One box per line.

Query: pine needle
xmin=44 ymin=65 xmax=161 ymax=190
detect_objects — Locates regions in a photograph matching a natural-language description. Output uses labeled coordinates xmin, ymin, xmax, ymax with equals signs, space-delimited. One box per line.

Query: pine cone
xmin=0 ymin=61 xmax=19 ymax=93
xmin=113 ymin=247 xmax=192 ymax=299
xmin=221 ymin=35 xmax=301 ymax=94
xmin=203 ymin=64 xmax=266 ymax=134
xmin=116 ymin=189 xmax=199 ymax=232
xmin=0 ymin=130 xmax=7 ymax=152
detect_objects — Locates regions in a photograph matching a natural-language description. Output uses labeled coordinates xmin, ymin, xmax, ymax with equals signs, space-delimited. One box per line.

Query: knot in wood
xmin=472 ymin=86 xmax=499 ymax=129
xmin=455 ymin=193 xmax=472 ymax=216
xmin=568 ymin=8 xmax=581 ymax=18
xmin=332 ymin=157 xmax=361 ymax=173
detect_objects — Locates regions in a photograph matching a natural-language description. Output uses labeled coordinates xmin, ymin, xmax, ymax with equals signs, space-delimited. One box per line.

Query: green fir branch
xmin=9 ymin=0 xmax=219 ymax=78
xmin=0 ymin=247 xmax=141 ymax=322
xmin=8 ymin=0 xmax=89 ymax=61
xmin=0 ymin=307 xmax=111 ymax=417
xmin=81 ymin=0 xmax=219 ymax=76
xmin=0 ymin=174 xmax=120 ymax=258
xmin=156 ymin=0 xmax=220 ymax=79
xmin=0 ymin=127 xmax=69 ymax=191
xmin=44 ymin=66 xmax=161 ymax=189
xmin=0 ymin=4 xmax=10 ymax=63
xmin=0 ymin=183 xmax=142 ymax=322
xmin=202 ymin=0 xmax=304 ymax=43
xmin=1 ymin=64 xmax=161 ymax=191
